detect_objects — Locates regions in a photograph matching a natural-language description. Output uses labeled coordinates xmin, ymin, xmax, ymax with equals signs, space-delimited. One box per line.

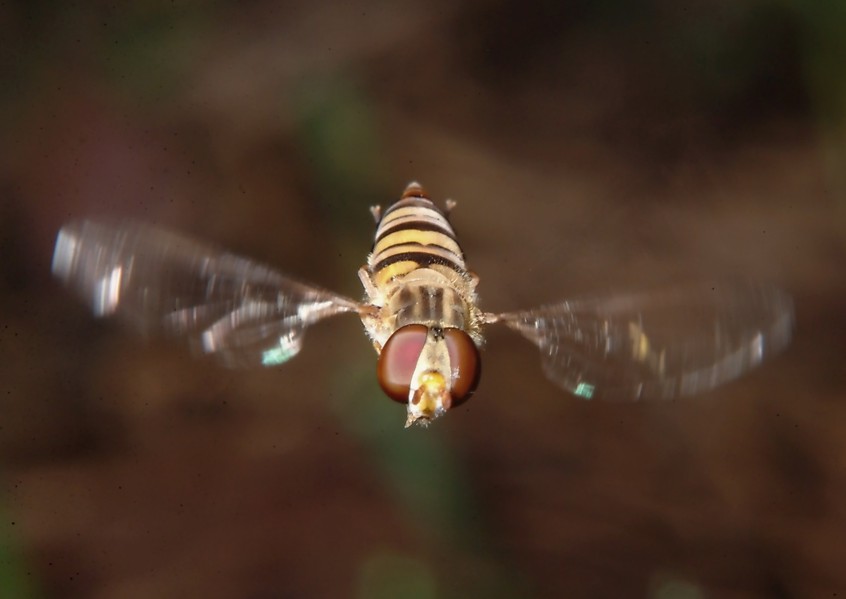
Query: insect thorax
xmin=389 ymin=272 xmax=471 ymax=330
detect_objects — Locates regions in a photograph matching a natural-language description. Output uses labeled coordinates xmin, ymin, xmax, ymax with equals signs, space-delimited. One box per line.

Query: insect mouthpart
xmin=406 ymin=370 xmax=451 ymax=428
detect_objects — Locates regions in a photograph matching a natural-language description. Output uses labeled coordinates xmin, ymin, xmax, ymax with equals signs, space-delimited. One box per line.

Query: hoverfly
xmin=52 ymin=182 xmax=793 ymax=427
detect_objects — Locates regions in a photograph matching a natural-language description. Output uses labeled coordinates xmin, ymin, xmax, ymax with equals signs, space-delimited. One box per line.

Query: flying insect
xmin=52 ymin=182 xmax=794 ymax=427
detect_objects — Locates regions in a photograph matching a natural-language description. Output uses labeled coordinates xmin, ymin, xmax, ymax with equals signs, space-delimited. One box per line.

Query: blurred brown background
xmin=2 ymin=1 xmax=845 ymax=597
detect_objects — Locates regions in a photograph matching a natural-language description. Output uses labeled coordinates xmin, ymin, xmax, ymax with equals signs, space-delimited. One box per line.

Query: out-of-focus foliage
xmin=784 ymin=0 xmax=846 ymax=199
xmin=0 ymin=506 xmax=38 ymax=599
xmin=357 ymin=553 xmax=437 ymax=599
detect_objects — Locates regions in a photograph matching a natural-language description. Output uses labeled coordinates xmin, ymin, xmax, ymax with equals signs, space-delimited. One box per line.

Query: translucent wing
xmin=52 ymin=220 xmax=361 ymax=368
xmin=497 ymin=282 xmax=793 ymax=400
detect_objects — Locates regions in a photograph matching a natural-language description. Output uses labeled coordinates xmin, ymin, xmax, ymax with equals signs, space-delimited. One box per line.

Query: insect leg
xmin=358 ymin=267 xmax=382 ymax=304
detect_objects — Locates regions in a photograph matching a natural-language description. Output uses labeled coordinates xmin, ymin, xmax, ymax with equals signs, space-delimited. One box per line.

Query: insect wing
xmin=52 ymin=220 xmax=360 ymax=368
xmin=498 ymin=282 xmax=793 ymax=400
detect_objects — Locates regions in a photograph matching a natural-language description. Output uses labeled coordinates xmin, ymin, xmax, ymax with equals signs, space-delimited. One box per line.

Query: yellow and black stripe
xmin=369 ymin=182 xmax=467 ymax=288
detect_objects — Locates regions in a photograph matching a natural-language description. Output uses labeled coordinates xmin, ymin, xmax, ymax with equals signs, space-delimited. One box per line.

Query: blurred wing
xmin=498 ymin=282 xmax=793 ymax=400
xmin=52 ymin=220 xmax=361 ymax=368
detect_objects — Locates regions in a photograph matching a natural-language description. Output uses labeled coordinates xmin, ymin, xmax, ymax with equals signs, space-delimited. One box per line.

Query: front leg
xmin=358 ymin=266 xmax=382 ymax=305
xmin=357 ymin=302 xmax=387 ymax=354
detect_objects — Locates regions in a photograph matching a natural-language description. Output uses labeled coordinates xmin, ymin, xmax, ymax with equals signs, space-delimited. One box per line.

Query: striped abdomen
xmin=369 ymin=183 xmax=467 ymax=288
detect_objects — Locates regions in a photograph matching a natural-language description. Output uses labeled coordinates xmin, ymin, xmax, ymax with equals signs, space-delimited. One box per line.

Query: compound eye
xmin=444 ymin=329 xmax=481 ymax=405
xmin=377 ymin=324 xmax=428 ymax=403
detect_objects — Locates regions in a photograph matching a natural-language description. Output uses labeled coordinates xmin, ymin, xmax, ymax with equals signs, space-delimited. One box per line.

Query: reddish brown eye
xmin=377 ymin=324 xmax=428 ymax=403
xmin=444 ymin=329 xmax=481 ymax=405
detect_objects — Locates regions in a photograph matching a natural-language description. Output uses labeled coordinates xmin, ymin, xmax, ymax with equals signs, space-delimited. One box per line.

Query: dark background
xmin=2 ymin=1 xmax=845 ymax=597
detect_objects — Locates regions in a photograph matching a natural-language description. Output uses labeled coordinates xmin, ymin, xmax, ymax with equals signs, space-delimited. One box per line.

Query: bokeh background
xmin=2 ymin=1 xmax=845 ymax=597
